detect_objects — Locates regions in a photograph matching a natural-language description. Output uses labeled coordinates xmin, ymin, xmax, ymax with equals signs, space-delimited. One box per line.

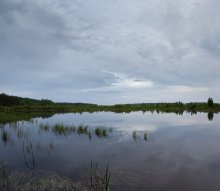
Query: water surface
xmin=1 ymin=112 xmax=220 ymax=190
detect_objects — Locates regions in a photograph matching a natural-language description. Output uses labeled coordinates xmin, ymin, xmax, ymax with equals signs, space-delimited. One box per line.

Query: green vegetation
xmin=132 ymin=131 xmax=149 ymax=142
xmin=0 ymin=93 xmax=53 ymax=106
xmin=0 ymin=160 xmax=111 ymax=191
xmin=208 ymin=97 xmax=214 ymax=107
xmin=88 ymin=161 xmax=111 ymax=191
xmin=1 ymin=130 xmax=10 ymax=145
xmin=1 ymin=93 xmax=220 ymax=123
xmin=39 ymin=123 xmax=112 ymax=139
xmin=77 ymin=125 xmax=88 ymax=135
xmin=52 ymin=123 xmax=77 ymax=136
xmin=95 ymin=128 xmax=108 ymax=137
xmin=0 ymin=160 xmax=8 ymax=190
xmin=0 ymin=112 xmax=54 ymax=125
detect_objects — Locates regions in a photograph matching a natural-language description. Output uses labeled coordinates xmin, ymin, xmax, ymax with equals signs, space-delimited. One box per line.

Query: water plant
xmin=0 ymin=160 xmax=9 ymax=191
xmin=88 ymin=161 xmax=111 ymax=191
xmin=77 ymin=125 xmax=88 ymax=135
xmin=132 ymin=131 xmax=137 ymax=141
xmin=144 ymin=132 xmax=148 ymax=141
xmin=40 ymin=123 xmax=50 ymax=131
xmin=52 ymin=123 xmax=76 ymax=136
xmin=95 ymin=128 xmax=108 ymax=137
xmin=1 ymin=130 xmax=10 ymax=145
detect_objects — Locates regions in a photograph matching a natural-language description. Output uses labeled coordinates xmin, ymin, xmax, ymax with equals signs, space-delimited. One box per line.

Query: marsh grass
xmin=39 ymin=123 xmax=112 ymax=139
xmin=144 ymin=132 xmax=148 ymax=141
xmin=132 ymin=131 xmax=137 ymax=141
xmin=40 ymin=124 xmax=50 ymax=131
xmin=0 ymin=160 xmax=9 ymax=191
xmin=0 ymin=159 xmax=111 ymax=191
xmin=88 ymin=161 xmax=111 ymax=191
xmin=1 ymin=130 xmax=10 ymax=145
xmin=0 ymin=169 xmax=86 ymax=191
xmin=77 ymin=125 xmax=88 ymax=135
xmin=133 ymin=131 xmax=149 ymax=142
xmin=95 ymin=128 xmax=108 ymax=137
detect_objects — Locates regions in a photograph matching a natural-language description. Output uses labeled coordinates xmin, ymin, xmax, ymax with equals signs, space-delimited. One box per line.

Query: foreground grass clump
xmin=0 ymin=160 xmax=111 ymax=191
xmin=88 ymin=161 xmax=111 ymax=191
xmin=0 ymin=168 xmax=85 ymax=191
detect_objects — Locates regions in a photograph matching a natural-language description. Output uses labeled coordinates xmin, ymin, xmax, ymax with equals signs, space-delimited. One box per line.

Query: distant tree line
xmin=0 ymin=93 xmax=219 ymax=116
xmin=0 ymin=93 xmax=54 ymax=106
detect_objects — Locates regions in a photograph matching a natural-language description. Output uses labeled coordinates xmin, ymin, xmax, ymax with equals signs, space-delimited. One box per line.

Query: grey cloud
xmin=0 ymin=0 xmax=219 ymax=103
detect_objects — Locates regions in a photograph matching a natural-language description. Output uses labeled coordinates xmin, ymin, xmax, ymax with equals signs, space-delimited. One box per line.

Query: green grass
xmin=95 ymin=128 xmax=108 ymax=137
xmin=77 ymin=125 xmax=88 ymax=135
xmin=0 ymin=160 xmax=111 ymax=191
xmin=38 ymin=123 xmax=112 ymax=139
xmin=88 ymin=161 xmax=111 ymax=191
xmin=1 ymin=93 xmax=220 ymax=115
xmin=1 ymin=102 xmax=220 ymax=116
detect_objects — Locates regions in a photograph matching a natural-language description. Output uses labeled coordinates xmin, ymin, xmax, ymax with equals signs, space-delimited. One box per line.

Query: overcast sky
xmin=0 ymin=0 xmax=220 ymax=104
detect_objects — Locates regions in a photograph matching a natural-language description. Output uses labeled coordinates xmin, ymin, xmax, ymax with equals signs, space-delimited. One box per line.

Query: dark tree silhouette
xmin=207 ymin=97 xmax=214 ymax=107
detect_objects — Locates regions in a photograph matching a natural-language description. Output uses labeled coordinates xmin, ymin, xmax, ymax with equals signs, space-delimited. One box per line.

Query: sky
xmin=0 ymin=0 xmax=220 ymax=104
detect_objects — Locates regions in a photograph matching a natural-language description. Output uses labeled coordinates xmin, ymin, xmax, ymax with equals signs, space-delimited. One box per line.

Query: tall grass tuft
xmin=88 ymin=161 xmax=111 ymax=191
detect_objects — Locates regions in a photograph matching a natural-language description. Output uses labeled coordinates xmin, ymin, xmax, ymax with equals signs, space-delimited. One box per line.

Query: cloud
xmin=170 ymin=86 xmax=209 ymax=93
xmin=0 ymin=0 xmax=219 ymax=103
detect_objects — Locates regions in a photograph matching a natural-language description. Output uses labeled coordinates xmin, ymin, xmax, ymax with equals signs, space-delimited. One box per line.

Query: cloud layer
xmin=0 ymin=0 xmax=220 ymax=104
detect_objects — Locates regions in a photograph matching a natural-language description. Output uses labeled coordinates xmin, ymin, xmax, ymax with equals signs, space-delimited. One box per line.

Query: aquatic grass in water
xmin=132 ymin=131 xmax=137 ymax=141
xmin=132 ymin=131 xmax=149 ymax=142
xmin=1 ymin=130 xmax=10 ymax=145
xmin=77 ymin=125 xmax=88 ymax=135
xmin=40 ymin=123 xmax=50 ymax=131
xmin=88 ymin=161 xmax=111 ymax=191
xmin=52 ymin=123 xmax=76 ymax=136
xmin=95 ymin=128 xmax=108 ymax=137
xmin=39 ymin=123 xmax=112 ymax=139
xmin=144 ymin=132 xmax=148 ymax=141
xmin=0 ymin=160 xmax=9 ymax=191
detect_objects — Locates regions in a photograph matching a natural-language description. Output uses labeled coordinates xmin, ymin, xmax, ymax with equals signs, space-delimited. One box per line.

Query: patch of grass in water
xmin=88 ymin=161 xmax=111 ymax=191
xmin=95 ymin=128 xmax=108 ymax=137
xmin=132 ymin=131 xmax=137 ymax=141
xmin=39 ymin=124 xmax=50 ymax=131
xmin=144 ymin=132 xmax=148 ymax=141
xmin=77 ymin=125 xmax=88 ymax=135
xmin=0 ymin=160 xmax=9 ymax=190
xmin=1 ymin=130 xmax=10 ymax=145
xmin=52 ymin=123 xmax=76 ymax=136
xmin=39 ymin=123 xmax=112 ymax=139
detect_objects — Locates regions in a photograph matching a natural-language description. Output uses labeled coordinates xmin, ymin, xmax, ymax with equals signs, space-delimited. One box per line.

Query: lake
xmin=1 ymin=111 xmax=220 ymax=190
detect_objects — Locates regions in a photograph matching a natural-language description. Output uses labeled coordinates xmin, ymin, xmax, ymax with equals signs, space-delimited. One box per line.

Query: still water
xmin=1 ymin=112 xmax=220 ymax=190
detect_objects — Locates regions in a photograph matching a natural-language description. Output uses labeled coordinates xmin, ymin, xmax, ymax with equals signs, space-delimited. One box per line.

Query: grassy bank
xmin=0 ymin=93 xmax=220 ymax=124
xmin=1 ymin=102 xmax=220 ymax=114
